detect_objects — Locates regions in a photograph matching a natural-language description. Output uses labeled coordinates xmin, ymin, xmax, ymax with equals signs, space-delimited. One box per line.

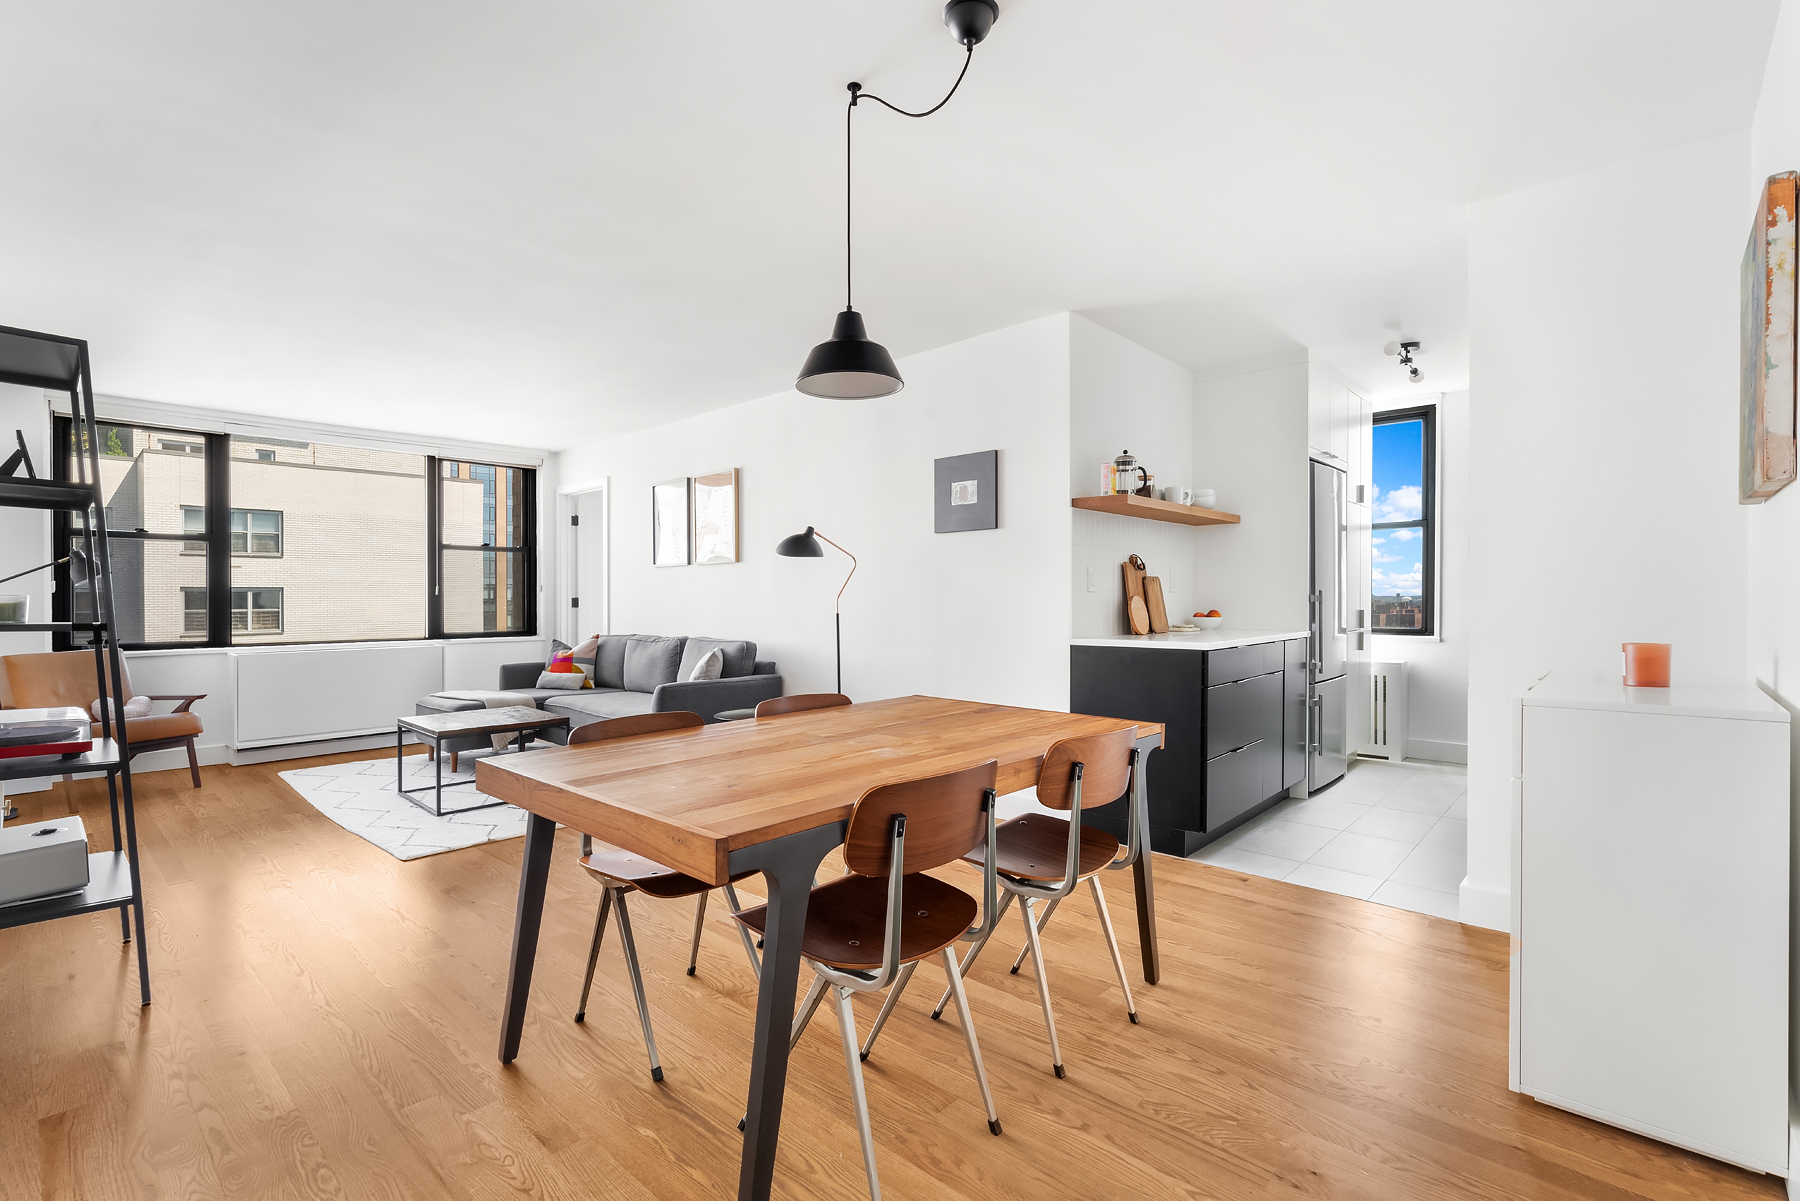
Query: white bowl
xmin=1189 ymin=615 xmax=1225 ymax=630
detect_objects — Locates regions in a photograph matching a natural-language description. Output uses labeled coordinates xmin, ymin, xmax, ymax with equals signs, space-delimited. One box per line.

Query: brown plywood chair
xmin=754 ymin=692 xmax=851 ymax=718
xmin=0 ymin=651 xmax=206 ymax=788
xmin=566 ymin=711 xmax=760 ymax=1082
xmin=733 ymin=758 xmax=1006 ymax=1199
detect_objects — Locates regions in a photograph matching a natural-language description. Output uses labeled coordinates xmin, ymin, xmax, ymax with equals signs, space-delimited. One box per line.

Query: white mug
xmin=1194 ymin=488 xmax=1216 ymax=508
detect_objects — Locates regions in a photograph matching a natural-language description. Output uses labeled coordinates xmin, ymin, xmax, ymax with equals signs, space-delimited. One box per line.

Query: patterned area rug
xmin=278 ymin=753 xmax=528 ymax=861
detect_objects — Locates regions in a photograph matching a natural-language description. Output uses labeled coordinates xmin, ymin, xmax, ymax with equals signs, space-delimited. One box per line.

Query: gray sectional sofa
xmin=500 ymin=634 xmax=783 ymax=731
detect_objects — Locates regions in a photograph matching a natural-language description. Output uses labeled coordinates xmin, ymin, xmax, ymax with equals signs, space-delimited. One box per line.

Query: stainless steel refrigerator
xmin=1308 ymin=459 xmax=1350 ymax=791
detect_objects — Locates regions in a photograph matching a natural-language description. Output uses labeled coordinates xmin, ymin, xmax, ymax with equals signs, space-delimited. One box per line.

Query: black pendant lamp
xmin=794 ymin=1 xmax=999 ymax=400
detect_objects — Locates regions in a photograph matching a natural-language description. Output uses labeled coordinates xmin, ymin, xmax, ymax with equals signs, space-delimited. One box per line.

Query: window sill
xmin=1371 ymin=632 xmax=1442 ymax=645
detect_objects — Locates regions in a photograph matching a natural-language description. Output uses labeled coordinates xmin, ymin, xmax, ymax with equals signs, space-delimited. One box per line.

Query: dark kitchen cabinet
xmin=1071 ymin=638 xmax=1296 ymax=857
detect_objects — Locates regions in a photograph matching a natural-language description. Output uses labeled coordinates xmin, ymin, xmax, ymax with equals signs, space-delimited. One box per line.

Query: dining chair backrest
xmin=1035 ymin=728 xmax=1136 ymax=811
xmin=568 ymin=710 xmax=704 ymax=746
xmin=844 ymin=759 xmax=999 ymax=877
xmin=756 ymin=693 xmax=851 ymax=718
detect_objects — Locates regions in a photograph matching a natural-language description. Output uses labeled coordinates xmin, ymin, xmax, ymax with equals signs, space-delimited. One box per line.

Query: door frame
xmin=556 ymin=477 xmax=609 ymax=645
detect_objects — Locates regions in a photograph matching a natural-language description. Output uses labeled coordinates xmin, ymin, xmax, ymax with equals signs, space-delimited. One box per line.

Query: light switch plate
xmin=1086 ymin=566 xmax=1096 ymax=593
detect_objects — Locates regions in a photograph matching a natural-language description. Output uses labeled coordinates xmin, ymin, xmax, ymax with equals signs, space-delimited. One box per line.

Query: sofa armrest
xmin=653 ymin=675 xmax=784 ymax=722
xmin=498 ymin=661 xmax=543 ymax=691
xmin=753 ymin=660 xmax=779 ymax=676
xmin=142 ymin=694 xmax=206 ymax=713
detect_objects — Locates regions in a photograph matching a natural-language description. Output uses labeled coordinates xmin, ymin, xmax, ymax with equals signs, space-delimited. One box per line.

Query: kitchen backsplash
xmin=1071 ymin=507 xmax=1197 ymax=637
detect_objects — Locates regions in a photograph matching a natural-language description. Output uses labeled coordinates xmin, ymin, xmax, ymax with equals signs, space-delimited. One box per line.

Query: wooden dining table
xmin=476 ymin=694 xmax=1164 ymax=1201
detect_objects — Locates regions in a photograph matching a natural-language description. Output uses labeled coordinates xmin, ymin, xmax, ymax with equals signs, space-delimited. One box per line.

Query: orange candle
xmin=1622 ymin=642 xmax=1671 ymax=688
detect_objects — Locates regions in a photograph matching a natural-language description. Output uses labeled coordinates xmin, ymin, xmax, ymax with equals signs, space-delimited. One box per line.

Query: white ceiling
xmin=0 ymin=1 xmax=1780 ymax=449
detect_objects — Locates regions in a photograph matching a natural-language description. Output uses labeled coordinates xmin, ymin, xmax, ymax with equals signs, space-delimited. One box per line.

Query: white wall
xmin=1747 ymin=0 xmax=1800 ymax=1122
xmin=1466 ymin=132 xmax=1749 ymax=931
xmin=555 ymin=314 xmax=1075 ymax=709
xmin=1370 ymin=389 xmax=1470 ymax=764
xmin=1069 ymin=315 xmax=1198 ymax=635
xmin=1191 ymin=359 xmax=1312 ymax=633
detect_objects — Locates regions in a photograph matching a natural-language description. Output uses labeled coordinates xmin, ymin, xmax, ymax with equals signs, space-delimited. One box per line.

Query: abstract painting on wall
xmin=1741 ymin=171 xmax=1797 ymax=504
xmin=692 ymin=468 xmax=740 ymax=564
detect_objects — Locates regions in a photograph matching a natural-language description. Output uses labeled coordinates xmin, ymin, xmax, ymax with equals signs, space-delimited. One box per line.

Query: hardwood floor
xmin=1 ymin=750 xmax=1781 ymax=1200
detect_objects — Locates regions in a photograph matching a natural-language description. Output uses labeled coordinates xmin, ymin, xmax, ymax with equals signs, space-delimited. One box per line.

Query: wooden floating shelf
xmin=1071 ymin=494 xmax=1241 ymax=527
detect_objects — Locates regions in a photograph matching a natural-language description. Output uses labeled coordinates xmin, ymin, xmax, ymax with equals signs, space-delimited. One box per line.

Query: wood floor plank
xmin=0 ymin=756 xmax=1781 ymax=1201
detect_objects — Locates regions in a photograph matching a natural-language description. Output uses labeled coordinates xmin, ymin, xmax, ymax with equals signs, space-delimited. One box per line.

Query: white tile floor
xmin=1190 ymin=759 xmax=1468 ymax=920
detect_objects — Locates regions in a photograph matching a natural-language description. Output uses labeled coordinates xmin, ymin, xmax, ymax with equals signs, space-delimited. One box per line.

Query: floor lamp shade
xmin=795 ymin=309 xmax=902 ymax=399
xmin=776 ymin=527 xmax=825 ymax=558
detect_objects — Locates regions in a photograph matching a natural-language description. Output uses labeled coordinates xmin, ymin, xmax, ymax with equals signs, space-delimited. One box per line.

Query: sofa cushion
xmin=591 ymin=635 xmax=629 ymax=689
xmin=678 ymin=638 xmax=757 ymax=680
xmin=622 ymin=635 xmax=686 ymax=693
xmin=685 ymin=647 xmax=724 ymax=681
xmin=543 ymin=690 xmax=657 ymax=722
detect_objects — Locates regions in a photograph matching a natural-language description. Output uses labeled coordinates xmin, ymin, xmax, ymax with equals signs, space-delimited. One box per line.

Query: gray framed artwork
xmin=934 ymin=450 xmax=997 ymax=533
xmin=652 ymin=477 xmax=690 ymax=566
xmin=692 ymin=468 xmax=740 ymax=564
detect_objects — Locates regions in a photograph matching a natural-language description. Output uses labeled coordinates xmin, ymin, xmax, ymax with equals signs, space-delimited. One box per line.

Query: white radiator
xmin=1361 ymin=660 xmax=1407 ymax=761
xmin=232 ymin=642 xmax=445 ymax=747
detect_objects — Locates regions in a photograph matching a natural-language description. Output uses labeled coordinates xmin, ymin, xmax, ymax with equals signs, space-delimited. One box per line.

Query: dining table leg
xmin=499 ymin=812 xmax=557 ymax=1064
xmin=729 ymin=822 xmax=844 ymax=1201
xmin=1132 ymin=732 xmax=1161 ymax=985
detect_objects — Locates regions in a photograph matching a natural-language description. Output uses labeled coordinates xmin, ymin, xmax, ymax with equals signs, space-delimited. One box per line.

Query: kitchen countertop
xmin=1069 ymin=629 xmax=1309 ymax=652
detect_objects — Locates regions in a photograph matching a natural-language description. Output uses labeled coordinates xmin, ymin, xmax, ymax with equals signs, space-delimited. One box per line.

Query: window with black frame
xmin=435 ymin=460 xmax=535 ymax=636
xmin=1370 ymin=404 xmax=1436 ymax=635
xmin=56 ymin=420 xmax=535 ymax=648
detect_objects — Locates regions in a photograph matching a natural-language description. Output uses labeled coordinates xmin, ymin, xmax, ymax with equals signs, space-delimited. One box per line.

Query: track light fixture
xmin=795 ymin=1 xmax=1000 ymax=400
xmin=1383 ymin=339 xmax=1424 ymax=384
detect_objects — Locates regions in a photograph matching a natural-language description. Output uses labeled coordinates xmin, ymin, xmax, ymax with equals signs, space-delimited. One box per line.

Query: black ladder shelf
xmin=0 ymin=324 xmax=150 ymax=1005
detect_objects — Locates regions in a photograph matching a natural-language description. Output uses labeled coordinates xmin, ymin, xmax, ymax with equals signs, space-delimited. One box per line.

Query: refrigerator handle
xmin=1309 ymin=693 xmax=1322 ymax=755
xmin=1308 ymin=591 xmax=1322 ymax=673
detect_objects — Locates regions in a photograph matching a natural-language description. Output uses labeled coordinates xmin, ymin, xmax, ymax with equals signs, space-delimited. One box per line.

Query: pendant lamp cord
xmin=844 ymin=43 xmax=977 ymax=309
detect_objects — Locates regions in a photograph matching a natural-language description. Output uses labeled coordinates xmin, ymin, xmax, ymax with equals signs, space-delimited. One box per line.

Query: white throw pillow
xmin=686 ymin=647 xmax=724 ymax=681
xmin=91 ymin=695 xmax=153 ymax=722
xmin=536 ymin=670 xmax=588 ymax=690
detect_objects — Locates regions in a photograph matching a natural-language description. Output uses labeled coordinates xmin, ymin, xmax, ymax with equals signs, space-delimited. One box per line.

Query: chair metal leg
xmin=1009 ymin=896 xmax=1061 ymax=975
xmin=1089 ymin=875 xmax=1137 ymax=1023
xmin=930 ymin=890 xmax=1015 ymax=1020
xmin=687 ymin=890 xmax=709 ymax=976
xmin=612 ymin=890 xmax=665 ymax=1083
xmin=940 ymin=947 xmax=1001 ymax=1135
xmin=832 ymin=984 xmax=882 ymax=1201
xmin=1020 ymin=897 xmax=1064 ymax=1078
xmin=859 ymin=960 xmax=917 ymax=1062
xmin=574 ymin=887 xmax=613 ymax=1023
xmin=723 ymin=883 xmax=762 ymax=980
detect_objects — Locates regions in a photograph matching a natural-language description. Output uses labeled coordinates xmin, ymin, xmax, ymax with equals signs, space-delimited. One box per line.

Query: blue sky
xmin=1371 ymin=418 xmax=1424 ymax=597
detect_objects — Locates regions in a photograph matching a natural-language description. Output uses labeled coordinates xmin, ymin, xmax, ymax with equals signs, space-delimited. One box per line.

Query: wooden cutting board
xmin=1144 ymin=577 xmax=1170 ymax=633
xmin=1121 ymin=555 xmax=1149 ymax=634
xmin=1127 ymin=596 xmax=1150 ymax=635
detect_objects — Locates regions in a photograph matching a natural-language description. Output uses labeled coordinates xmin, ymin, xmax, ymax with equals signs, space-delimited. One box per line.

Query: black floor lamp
xmin=775 ymin=526 xmax=856 ymax=695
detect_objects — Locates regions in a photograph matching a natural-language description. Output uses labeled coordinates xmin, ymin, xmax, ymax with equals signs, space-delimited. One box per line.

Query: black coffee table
xmin=395 ymin=706 xmax=570 ymax=817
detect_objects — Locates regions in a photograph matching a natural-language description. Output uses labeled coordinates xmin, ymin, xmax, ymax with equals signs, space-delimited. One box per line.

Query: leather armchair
xmin=0 ymin=651 xmax=206 ymax=788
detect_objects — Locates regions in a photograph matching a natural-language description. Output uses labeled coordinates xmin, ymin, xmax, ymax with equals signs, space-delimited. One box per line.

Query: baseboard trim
xmin=229 ymin=733 xmax=396 ymax=765
xmin=1407 ymin=737 xmax=1467 ymax=765
xmin=1458 ymin=877 xmax=1509 ymax=932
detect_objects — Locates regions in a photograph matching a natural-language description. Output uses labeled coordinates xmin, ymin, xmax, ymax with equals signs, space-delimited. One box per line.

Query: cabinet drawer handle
xmin=1212 ymin=739 xmax=1263 ymax=759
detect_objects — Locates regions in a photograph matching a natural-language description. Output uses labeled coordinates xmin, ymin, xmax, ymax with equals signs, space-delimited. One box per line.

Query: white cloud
xmin=1386 ymin=527 xmax=1420 ymax=542
xmin=1374 ymin=550 xmax=1401 ymax=563
xmin=1373 ymin=567 xmax=1422 ymax=594
xmin=1375 ymin=484 xmax=1422 ymax=523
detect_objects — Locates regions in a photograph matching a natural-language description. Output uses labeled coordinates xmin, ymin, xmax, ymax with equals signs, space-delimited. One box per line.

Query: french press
xmin=1114 ymin=449 xmax=1149 ymax=496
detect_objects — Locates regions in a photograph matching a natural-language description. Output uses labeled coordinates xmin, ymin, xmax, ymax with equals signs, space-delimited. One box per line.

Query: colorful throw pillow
xmin=542 ymin=640 xmax=594 ymax=688
xmin=536 ymin=670 xmax=587 ymax=690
